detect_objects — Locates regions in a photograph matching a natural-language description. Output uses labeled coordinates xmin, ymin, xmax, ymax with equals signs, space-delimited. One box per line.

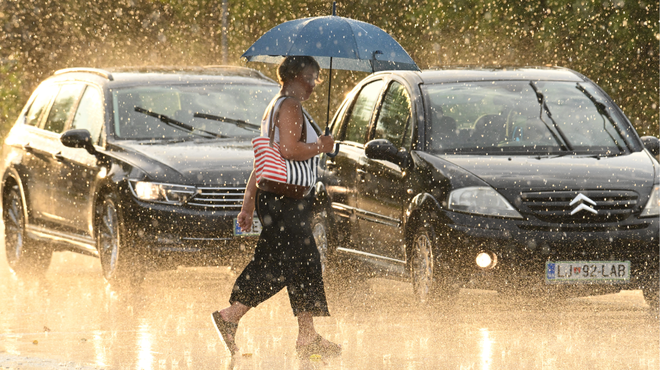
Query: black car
xmin=311 ymin=67 xmax=660 ymax=307
xmin=1 ymin=66 xmax=280 ymax=286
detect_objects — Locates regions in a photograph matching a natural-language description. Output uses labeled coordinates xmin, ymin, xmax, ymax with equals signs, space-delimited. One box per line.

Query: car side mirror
xmin=641 ymin=136 xmax=659 ymax=156
xmin=365 ymin=139 xmax=411 ymax=168
xmin=60 ymin=129 xmax=97 ymax=155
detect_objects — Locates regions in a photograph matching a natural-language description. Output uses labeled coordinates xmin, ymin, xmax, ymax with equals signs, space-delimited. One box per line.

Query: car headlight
xmin=130 ymin=181 xmax=196 ymax=204
xmin=448 ymin=186 xmax=523 ymax=219
xmin=640 ymin=185 xmax=660 ymax=218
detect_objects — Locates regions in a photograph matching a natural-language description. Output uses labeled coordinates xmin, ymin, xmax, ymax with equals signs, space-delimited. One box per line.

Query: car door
xmin=324 ymin=79 xmax=385 ymax=249
xmin=51 ymin=85 xmax=104 ymax=235
xmin=356 ymin=81 xmax=413 ymax=261
xmin=13 ymin=83 xmax=61 ymax=226
xmin=37 ymin=83 xmax=86 ymax=229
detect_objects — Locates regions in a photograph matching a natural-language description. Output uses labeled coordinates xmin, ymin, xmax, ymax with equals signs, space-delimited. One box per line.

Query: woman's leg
xmin=284 ymin=197 xmax=330 ymax=317
xmin=213 ymin=191 xmax=287 ymax=354
xmin=278 ymin=197 xmax=340 ymax=356
xmin=219 ymin=301 xmax=251 ymax=323
xmin=212 ymin=302 xmax=250 ymax=355
xmin=296 ymin=312 xmax=342 ymax=357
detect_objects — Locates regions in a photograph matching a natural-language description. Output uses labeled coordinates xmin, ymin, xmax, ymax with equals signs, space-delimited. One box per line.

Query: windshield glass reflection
xmin=423 ymin=81 xmax=631 ymax=155
xmin=112 ymin=84 xmax=277 ymax=140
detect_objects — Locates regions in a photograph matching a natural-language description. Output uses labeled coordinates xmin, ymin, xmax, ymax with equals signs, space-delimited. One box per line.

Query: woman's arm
xmin=237 ymin=169 xmax=257 ymax=232
xmin=277 ymin=98 xmax=334 ymax=161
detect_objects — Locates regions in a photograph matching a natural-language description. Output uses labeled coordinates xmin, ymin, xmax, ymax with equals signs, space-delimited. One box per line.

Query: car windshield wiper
xmin=575 ymin=84 xmax=626 ymax=153
xmin=134 ymin=107 xmax=228 ymax=139
xmin=193 ymin=113 xmax=260 ymax=133
xmin=528 ymin=82 xmax=572 ymax=151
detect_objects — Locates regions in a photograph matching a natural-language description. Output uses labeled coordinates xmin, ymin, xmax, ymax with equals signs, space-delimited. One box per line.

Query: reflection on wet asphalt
xmin=0 ymin=248 xmax=658 ymax=370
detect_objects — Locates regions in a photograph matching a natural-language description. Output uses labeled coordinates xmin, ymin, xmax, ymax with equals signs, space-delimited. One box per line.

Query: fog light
xmin=476 ymin=251 xmax=497 ymax=269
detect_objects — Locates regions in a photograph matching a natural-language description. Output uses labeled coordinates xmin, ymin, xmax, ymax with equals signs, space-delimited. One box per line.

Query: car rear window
xmin=24 ymin=84 xmax=60 ymax=127
xmin=111 ymin=83 xmax=278 ymax=140
xmin=423 ymin=81 xmax=634 ymax=155
xmin=44 ymin=84 xmax=85 ymax=134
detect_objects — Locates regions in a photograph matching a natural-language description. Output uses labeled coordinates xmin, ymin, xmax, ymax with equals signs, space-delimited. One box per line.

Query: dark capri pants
xmin=229 ymin=190 xmax=330 ymax=317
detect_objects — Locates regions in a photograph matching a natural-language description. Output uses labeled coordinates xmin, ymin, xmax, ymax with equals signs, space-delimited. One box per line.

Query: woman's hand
xmin=237 ymin=208 xmax=254 ymax=232
xmin=317 ymin=135 xmax=335 ymax=154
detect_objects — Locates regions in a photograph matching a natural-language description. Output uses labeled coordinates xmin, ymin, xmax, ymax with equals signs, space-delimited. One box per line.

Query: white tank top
xmin=261 ymin=96 xmax=318 ymax=144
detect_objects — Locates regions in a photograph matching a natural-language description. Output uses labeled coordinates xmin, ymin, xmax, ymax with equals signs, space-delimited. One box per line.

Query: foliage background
xmin=0 ymin=0 xmax=658 ymax=136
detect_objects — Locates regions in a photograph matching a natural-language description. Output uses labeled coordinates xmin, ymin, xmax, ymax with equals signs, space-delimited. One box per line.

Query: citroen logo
xmin=569 ymin=193 xmax=598 ymax=215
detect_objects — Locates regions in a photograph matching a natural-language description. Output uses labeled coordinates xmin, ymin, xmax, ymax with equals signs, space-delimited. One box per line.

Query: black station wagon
xmin=1 ymin=66 xmax=279 ymax=286
xmin=311 ymin=67 xmax=659 ymax=308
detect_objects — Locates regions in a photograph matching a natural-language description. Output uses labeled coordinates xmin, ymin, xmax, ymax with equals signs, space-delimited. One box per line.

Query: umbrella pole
xmin=325 ymin=57 xmax=333 ymax=133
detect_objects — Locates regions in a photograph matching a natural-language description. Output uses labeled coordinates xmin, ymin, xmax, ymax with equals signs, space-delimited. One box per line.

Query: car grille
xmin=186 ymin=187 xmax=244 ymax=209
xmin=520 ymin=190 xmax=638 ymax=224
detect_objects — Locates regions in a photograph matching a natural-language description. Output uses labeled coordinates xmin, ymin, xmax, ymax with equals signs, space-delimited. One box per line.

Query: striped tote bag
xmin=252 ymin=97 xmax=318 ymax=199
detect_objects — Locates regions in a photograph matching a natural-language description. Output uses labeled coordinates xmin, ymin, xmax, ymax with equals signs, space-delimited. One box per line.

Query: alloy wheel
xmin=4 ymin=187 xmax=25 ymax=268
xmin=97 ymin=195 xmax=121 ymax=280
xmin=3 ymin=185 xmax=51 ymax=274
xmin=411 ymin=225 xmax=435 ymax=304
xmin=311 ymin=212 xmax=329 ymax=276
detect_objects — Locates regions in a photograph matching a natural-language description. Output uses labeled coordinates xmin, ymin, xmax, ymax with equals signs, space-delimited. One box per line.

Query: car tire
xmin=3 ymin=184 xmax=52 ymax=276
xmin=410 ymin=218 xmax=460 ymax=304
xmin=641 ymin=275 xmax=659 ymax=312
xmin=311 ymin=210 xmax=332 ymax=279
xmin=310 ymin=209 xmax=369 ymax=295
xmin=96 ymin=192 xmax=145 ymax=287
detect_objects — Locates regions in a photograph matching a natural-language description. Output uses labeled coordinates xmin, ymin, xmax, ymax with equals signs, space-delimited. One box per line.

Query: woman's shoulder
xmin=278 ymin=96 xmax=302 ymax=111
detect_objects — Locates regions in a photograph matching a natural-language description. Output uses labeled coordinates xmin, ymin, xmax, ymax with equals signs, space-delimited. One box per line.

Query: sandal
xmin=211 ymin=311 xmax=239 ymax=356
xmin=296 ymin=334 xmax=342 ymax=359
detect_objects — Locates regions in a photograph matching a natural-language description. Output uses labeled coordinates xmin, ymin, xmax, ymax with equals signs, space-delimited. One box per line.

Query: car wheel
xmin=410 ymin=221 xmax=436 ymax=304
xmin=410 ymin=219 xmax=460 ymax=304
xmin=3 ymin=185 xmax=52 ymax=275
xmin=311 ymin=210 xmax=331 ymax=278
xmin=641 ymin=275 xmax=659 ymax=312
xmin=96 ymin=192 xmax=145 ymax=287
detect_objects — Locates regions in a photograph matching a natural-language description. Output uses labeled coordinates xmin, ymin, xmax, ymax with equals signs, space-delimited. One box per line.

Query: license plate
xmin=546 ymin=261 xmax=631 ymax=284
xmin=234 ymin=217 xmax=262 ymax=237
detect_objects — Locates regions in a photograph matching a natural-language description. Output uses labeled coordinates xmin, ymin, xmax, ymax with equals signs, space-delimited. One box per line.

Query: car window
xmin=71 ymin=86 xmax=104 ymax=145
xmin=24 ymin=84 xmax=59 ymax=127
xmin=44 ymin=84 xmax=85 ymax=134
xmin=373 ymin=81 xmax=412 ymax=148
xmin=112 ymin=83 xmax=278 ymax=140
xmin=539 ymin=82 xmax=628 ymax=149
xmin=342 ymin=80 xmax=384 ymax=145
xmin=423 ymin=81 xmax=632 ymax=155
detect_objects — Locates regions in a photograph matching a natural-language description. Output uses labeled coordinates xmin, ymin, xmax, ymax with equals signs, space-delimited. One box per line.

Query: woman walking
xmin=212 ymin=56 xmax=340 ymax=358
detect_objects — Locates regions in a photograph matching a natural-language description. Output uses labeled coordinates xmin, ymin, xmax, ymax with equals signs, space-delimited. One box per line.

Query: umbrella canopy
xmin=242 ymin=4 xmax=419 ymax=156
xmin=241 ymin=15 xmax=419 ymax=73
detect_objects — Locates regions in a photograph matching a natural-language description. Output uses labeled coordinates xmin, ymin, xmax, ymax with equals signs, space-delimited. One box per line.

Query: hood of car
xmin=116 ymin=139 xmax=254 ymax=187
xmin=439 ymin=151 xmax=656 ymax=194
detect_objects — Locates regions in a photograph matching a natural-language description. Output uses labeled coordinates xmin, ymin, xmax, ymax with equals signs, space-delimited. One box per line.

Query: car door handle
xmin=326 ymin=161 xmax=337 ymax=170
xmin=53 ymin=152 xmax=65 ymax=161
xmin=356 ymin=168 xmax=367 ymax=174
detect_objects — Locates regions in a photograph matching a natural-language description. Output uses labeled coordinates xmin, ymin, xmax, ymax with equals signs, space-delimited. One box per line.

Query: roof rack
xmin=105 ymin=65 xmax=271 ymax=80
xmin=53 ymin=68 xmax=114 ymax=81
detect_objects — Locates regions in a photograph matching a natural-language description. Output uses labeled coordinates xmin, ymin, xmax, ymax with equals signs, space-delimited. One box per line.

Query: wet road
xmin=1 ymin=242 xmax=658 ymax=369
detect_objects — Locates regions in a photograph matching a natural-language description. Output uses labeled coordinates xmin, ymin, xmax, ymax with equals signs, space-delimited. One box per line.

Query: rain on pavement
xmin=0 ymin=236 xmax=658 ymax=370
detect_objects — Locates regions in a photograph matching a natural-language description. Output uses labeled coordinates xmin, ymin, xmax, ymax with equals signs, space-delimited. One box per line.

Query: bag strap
xmin=267 ymin=96 xmax=307 ymax=147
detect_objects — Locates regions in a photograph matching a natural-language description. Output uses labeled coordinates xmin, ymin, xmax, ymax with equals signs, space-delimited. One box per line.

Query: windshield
xmin=422 ymin=81 xmax=634 ymax=155
xmin=112 ymin=83 xmax=278 ymax=140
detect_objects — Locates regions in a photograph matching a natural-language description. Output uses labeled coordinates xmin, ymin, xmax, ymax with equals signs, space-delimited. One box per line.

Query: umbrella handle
xmin=324 ymin=126 xmax=340 ymax=158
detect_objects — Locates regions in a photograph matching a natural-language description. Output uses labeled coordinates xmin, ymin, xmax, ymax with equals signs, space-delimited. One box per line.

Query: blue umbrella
xmin=242 ymin=3 xmax=419 ymax=156
xmin=242 ymin=13 xmax=419 ymax=73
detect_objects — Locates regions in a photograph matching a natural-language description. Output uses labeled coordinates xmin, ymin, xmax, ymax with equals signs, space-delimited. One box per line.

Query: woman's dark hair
xmin=277 ymin=56 xmax=320 ymax=84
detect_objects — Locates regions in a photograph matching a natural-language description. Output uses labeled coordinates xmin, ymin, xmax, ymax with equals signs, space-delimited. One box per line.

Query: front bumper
xmin=120 ymin=194 xmax=257 ymax=264
xmin=437 ymin=211 xmax=659 ymax=290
